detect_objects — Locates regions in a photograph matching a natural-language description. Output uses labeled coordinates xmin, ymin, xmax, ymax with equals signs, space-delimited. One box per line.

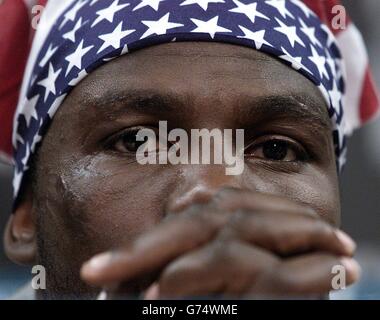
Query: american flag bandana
xmin=1 ymin=0 xmax=379 ymax=204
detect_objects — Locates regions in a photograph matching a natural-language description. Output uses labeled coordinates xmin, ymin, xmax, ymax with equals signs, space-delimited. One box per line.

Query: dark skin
xmin=4 ymin=42 xmax=359 ymax=299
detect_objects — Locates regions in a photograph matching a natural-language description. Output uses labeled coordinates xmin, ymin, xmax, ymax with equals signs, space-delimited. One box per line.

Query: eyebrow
xmin=242 ymin=94 xmax=332 ymax=131
xmin=80 ymin=88 xmax=331 ymax=131
xmin=80 ymin=89 xmax=181 ymax=118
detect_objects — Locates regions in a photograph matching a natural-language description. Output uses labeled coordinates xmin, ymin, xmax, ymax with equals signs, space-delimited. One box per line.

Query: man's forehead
xmin=112 ymin=42 xmax=274 ymax=60
xmin=66 ymin=42 xmax=329 ymax=124
xmin=73 ymin=42 xmax=324 ymax=100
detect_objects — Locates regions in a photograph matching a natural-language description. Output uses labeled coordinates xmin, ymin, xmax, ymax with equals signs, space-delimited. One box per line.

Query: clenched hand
xmin=81 ymin=188 xmax=360 ymax=299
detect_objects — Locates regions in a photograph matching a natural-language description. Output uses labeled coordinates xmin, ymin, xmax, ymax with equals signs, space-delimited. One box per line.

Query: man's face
xmin=30 ymin=42 xmax=339 ymax=298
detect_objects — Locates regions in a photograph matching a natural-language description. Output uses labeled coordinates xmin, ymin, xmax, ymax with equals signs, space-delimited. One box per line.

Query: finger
xmin=158 ymin=240 xmax=279 ymax=298
xmin=221 ymin=210 xmax=356 ymax=257
xmin=81 ymin=205 xmax=229 ymax=286
xmin=247 ymin=254 xmax=361 ymax=298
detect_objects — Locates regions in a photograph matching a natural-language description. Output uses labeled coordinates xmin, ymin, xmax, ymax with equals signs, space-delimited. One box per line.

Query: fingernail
xmin=340 ymin=257 xmax=361 ymax=282
xmin=83 ymin=252 xmax=112 ymax=273
xmin=144 ymin=283 xmax=160 ymax=300
xmin=336 ymin=230 xmax=356 ymax=254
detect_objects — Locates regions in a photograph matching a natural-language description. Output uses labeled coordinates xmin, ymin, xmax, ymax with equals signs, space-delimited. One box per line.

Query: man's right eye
xmin=117 ymin=129 xmax=146 ymax=153
xmin=111 ymin=127 xmax=151 ymax=153
xmin=110 ymin=127 xmax=171 ymax=154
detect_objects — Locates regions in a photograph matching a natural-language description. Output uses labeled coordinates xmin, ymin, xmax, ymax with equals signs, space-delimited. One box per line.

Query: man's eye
xmin=117 ymin=129 xmax=146 ymax=153
xmin=112 ymin=128 xmax=153 ymax=154
xmin=246 ymin=138 xmax=307 ymax=162
xmin=111 ymin=127 xmax=169 ymax=154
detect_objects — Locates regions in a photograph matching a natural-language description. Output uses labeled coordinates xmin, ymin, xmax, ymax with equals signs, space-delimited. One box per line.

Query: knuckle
xmin=218 ymin=210 xmax=252 ymax=241
xmin=226 ymin=210 xmax=247 ymax=230
xmin=183 ymin=205 xmax=219 ymax=233
xmin=273 ymin=266 xmax=302 ymax=293
xmin=215 ymin=186 xmax=240 ymax=198
xmin=159 ymin=260 xmax=192 ymax=294
xmin=209 ymin=237 xmax=235 ymax=265
xmin=211 ymin=187 xmax=241 ymax=207
xmin=312 ymin=219 xmax=335 ymax=240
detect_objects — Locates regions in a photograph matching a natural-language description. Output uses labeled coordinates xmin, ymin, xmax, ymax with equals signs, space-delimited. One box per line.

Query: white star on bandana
xmin=275 ymin=17 xmax=305 ymax=48
xmin=59 ymin=0 xmax=88 ymax=30
xmin=65 ymin=39 xmax=94 ymax=76
xmin=141 ymin=13 xmax=183 ymax=38
xmin=98 ymin=22 xmax=135 ymax=53
xmin=238 ymin=26 xmax=271 ymax=50
xmin=191 ymin=16 xmax=231 ymax=39
xmin=133 ymin=0 xmax=167 ymax=11
xmin=37 ymin=63 xmax=62 ymax=101
xmin=229 ymin=0 xmax=269 ymax=24
xmin=91 ymin=0 xmax=129 ymax=27
xmin=266 ymin=0 xmax=295 ymax=19
xmin=63 ymin=17 xmax=84 ymax=43
xmin=180 ymin=0 xmax=225 ymax=11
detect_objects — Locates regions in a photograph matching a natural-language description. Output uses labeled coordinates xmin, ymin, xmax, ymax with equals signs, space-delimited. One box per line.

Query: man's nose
xmin=166 ymin=165 xmax=244 ymax=214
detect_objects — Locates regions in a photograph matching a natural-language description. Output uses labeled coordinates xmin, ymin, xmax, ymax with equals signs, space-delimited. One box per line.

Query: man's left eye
xmin=246 ymin=138 xmax=307 ymax=162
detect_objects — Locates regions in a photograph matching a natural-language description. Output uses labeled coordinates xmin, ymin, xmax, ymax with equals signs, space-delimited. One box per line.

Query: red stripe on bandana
xmin=302 ymin=0 xmax=351 ymax=35
xmin=302 ymin=0 xmax=379 ymax=127
xmin=360 ymin=67 xmax=380 ymax=123
xmin=0 ymin=0 xmax=31 ymax=159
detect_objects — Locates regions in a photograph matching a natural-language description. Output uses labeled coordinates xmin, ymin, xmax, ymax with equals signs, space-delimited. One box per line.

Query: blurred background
xmin=0 ymin=0 xmax=379 ymax=299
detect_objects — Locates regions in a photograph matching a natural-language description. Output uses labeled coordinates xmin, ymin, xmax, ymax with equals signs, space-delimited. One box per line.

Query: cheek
xmin=284 ymin=176 xmax=340 ymax=226
xmin=43 ymin=153 xmax=174 ymax=254
xmin=244 ymin=167 xmax=340 ymax=226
